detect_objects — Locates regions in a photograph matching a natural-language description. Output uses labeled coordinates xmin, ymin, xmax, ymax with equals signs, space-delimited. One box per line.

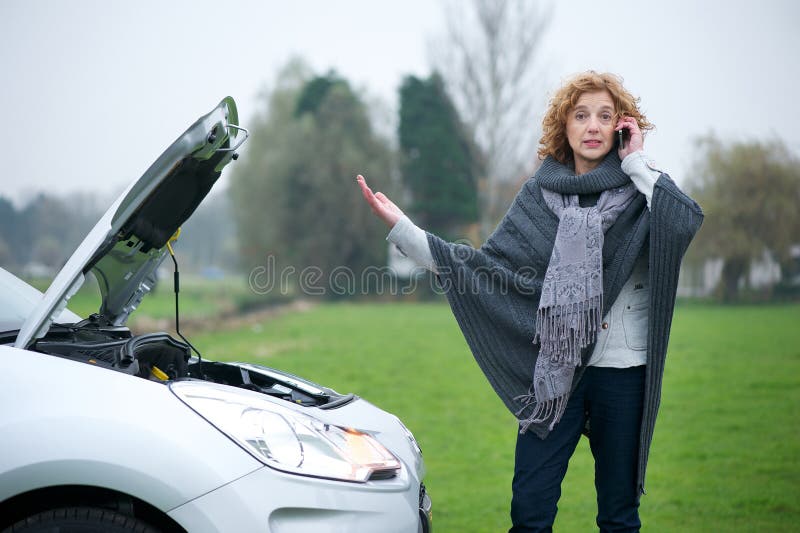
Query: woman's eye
xmin=575 ymin=112 xmax=586 ymax=120
xmin=601 ymin=113 xmax=612 ymax=121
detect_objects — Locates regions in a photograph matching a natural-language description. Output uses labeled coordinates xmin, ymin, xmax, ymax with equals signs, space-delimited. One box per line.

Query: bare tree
xmin=431 ymin=0 xmax=552 ymax=237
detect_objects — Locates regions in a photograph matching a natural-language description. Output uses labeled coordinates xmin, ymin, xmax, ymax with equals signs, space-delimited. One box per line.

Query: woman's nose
xmin=587 ymin=116 xmax=600 ymax=132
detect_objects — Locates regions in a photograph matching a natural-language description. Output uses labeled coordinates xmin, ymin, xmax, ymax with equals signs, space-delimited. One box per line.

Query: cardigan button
xmin=601 ymin=322 xmax=609 ymax=329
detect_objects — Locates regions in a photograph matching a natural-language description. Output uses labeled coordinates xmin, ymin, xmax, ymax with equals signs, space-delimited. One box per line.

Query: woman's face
xmin=566 ymin=90 xmax=616 ymax=174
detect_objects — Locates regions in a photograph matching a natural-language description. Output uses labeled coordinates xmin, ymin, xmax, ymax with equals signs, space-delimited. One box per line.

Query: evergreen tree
xmin=398 ymin=73 xmax=481 ymax=240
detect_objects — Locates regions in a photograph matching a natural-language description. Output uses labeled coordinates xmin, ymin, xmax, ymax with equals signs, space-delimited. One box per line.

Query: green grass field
xmin=173 ymin=300 xmax=800 ymax=532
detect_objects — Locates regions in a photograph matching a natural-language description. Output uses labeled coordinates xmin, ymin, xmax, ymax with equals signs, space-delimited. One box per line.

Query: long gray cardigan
xmin=426 ymin=153 xmax=704 ymax=496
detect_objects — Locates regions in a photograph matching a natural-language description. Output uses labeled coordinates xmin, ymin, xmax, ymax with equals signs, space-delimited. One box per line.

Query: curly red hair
xmin=538 ymin=71 xmax=654 ymax=164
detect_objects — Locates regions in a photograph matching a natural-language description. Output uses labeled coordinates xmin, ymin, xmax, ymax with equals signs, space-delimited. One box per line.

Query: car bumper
xmin=168 ymin=465 xmax=432 ymax=533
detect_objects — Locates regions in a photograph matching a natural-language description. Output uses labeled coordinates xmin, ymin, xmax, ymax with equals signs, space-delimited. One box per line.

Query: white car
xmin=0 ymin=98 xmax=431 ymax=533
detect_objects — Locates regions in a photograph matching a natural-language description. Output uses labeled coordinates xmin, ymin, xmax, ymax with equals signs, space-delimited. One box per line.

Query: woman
xmin=357 ymin=71 xmax=703 ymax=532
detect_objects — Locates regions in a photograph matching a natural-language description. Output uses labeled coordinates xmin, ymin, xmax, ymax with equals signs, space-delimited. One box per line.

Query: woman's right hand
xmin=356 ymin=174 xmax=405 ymax=228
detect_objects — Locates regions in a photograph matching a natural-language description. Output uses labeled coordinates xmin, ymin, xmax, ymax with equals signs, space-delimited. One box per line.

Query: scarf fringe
xmin=519 ymin=293 xmax=602 ymax=434
xmin=514 ymin=390 xmax=569 ymax=434
xmin=532 ymin=294 xmax=603 ymax=365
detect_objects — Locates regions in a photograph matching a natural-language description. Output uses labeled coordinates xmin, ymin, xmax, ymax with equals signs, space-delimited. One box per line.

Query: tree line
xmin=4 ymin=65 xmax=798 ymax=305
xmin=2 ymin=1 xmax=797 ymax=303
xmin=0 ymin=191 xmax=237 ymax=279
xmin=0 ymin=192 xmax=101 ymax=275
xmin=228 ymin=61 xmax=483 ymax=299
xmin=228 ymin=59 xmax=800 ymax=302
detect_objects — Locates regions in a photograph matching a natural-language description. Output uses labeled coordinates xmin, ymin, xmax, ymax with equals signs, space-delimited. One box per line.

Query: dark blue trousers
xmin=510 ymin=365 xmax=645 ymax=533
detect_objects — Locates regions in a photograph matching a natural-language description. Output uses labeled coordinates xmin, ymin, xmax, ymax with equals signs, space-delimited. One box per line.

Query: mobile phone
xmin=617 ymin=128 xmax=628 ymax=149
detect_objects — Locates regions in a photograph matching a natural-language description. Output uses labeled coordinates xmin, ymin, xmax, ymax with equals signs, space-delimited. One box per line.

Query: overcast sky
xmin=1 ymin=0 xmax=797 ymax=207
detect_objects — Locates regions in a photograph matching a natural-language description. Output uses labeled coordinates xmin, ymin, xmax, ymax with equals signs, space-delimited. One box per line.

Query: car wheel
xmin=1 ymin=506 xmax=160 ymax=533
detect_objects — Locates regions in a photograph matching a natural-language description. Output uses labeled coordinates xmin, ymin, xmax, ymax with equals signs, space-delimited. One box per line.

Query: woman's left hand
xmin=616 ymin=116 xmax=644 ymax=159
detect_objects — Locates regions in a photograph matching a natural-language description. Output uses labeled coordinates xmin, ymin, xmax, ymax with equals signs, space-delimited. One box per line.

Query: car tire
xmin=1 ymin=506 xmax=160 ymax=533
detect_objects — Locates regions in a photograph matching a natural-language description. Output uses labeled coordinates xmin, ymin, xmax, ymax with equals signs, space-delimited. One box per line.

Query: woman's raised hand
xmin=356 ymin=175 xmax=405 ymax=228
xmin=616 ymin=116 xmax=644 ymax=160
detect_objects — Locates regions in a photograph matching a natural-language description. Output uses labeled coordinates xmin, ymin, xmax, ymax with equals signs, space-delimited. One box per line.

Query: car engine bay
xmin=32 ymin=322 xmax=350 ymax=409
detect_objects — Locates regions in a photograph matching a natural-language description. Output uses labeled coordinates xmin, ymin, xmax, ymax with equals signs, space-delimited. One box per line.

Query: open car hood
xmin=15 ymin=97 xmax=246 ymax=348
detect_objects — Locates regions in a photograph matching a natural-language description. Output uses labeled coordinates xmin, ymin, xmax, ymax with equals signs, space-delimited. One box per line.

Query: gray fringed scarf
xmin=515 ymin=183 xmax=637 ymax=433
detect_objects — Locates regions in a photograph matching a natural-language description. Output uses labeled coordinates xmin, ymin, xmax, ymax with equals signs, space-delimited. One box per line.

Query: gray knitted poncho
xmin=426 ymin=152 xmax=703 ymax=496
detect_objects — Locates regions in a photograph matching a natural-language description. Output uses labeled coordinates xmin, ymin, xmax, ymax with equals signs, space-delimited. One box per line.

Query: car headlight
xmin=171 ymin=381 xmax=401 ymax=483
